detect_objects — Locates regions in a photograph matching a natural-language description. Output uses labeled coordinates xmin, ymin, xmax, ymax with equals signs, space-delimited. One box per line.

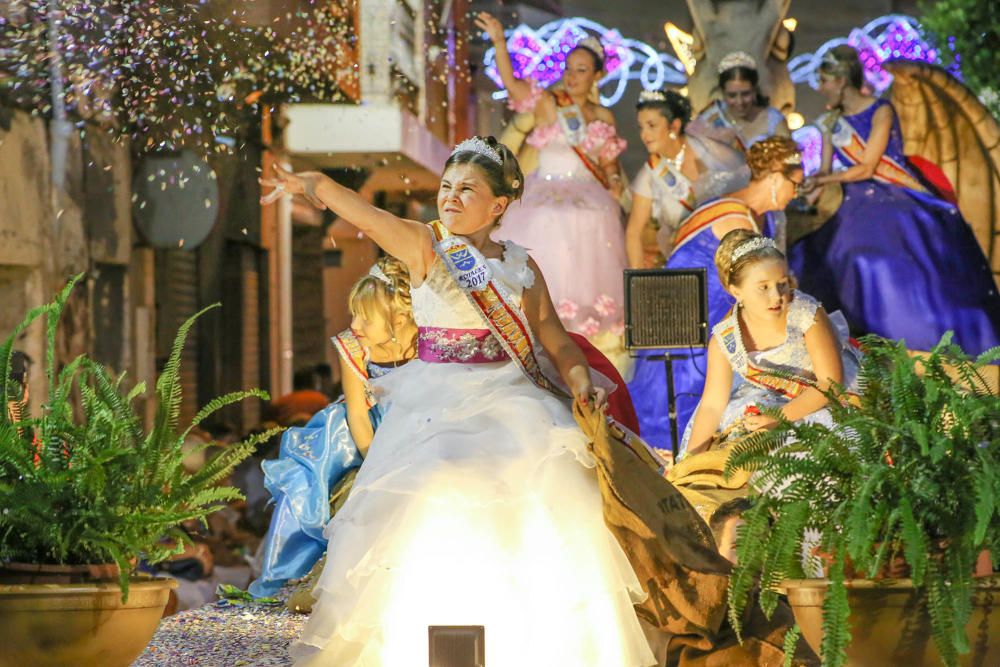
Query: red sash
xmin=429 ymin=221 xmax=569 ymax=398
xmin=332 ymin=330 xmax=374 ymax=408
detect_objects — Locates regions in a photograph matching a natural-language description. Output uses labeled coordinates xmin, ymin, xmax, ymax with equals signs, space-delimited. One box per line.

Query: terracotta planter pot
xmin=784 ymin=577 xmax=1000 ymax=667
xmin=0 ymin=576 xmax=177 ymax=667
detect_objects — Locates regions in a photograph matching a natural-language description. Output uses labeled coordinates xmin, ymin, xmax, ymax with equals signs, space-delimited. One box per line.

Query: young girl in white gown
xmin=261 ymin=137 xmax=656 ymax=667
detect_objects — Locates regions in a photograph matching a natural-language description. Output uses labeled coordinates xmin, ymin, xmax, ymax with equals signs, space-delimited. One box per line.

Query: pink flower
xmin=556 ymin=298 xmax=580 ymax=321
xmin=526 ymin=122 xmax=562 ymax=149
xmin=579 ymin=317 xmax=601 ymax=338
xmin=507 ymin=78 xmax=543 ymax=113
xmin=578 ymin=121 xmax=626 ymax=161
xmin=593 ymin=294 xmax=618 ymax=318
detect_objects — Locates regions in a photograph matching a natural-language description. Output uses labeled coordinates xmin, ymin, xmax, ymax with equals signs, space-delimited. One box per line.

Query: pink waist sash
xmin=417 ymin=327 xmax=507 ymax=364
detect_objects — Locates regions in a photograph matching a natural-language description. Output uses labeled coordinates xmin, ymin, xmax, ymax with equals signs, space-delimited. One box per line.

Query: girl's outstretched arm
xmin=520 ymin=257 xmax=607 ymax=410
xmin=261 ymin=166 xmax=435 ymax=281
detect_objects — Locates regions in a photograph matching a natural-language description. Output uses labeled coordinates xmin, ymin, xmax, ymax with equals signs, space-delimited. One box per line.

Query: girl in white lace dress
xmin=683 ymin=229 xmax=861 ymax=458
xmin=260 ymin=136 xmax=656 ymax=667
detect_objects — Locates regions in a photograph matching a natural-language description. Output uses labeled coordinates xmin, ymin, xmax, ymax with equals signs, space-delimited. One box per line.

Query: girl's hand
xmin=259 ymin=164 xmax=327 ymax=210
xmin=572 ymin=379 xmax=608 ymax=413
xmin=474 ymin=12 xmax=506 ymax=46
xmin=742 ymin=413 xmax=778 ymax=432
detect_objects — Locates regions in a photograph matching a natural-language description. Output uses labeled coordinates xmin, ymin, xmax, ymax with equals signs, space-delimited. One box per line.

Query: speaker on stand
xmin=624 ymin=269 xmax=709 ymax=459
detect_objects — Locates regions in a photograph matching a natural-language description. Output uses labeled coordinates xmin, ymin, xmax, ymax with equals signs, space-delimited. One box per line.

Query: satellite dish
xmin=132 ymin=150 xmax=220 ymax=250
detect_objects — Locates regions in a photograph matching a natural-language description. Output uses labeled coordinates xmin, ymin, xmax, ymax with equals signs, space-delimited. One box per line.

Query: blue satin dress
xmin=627 ymin=199 xmax=776 ymax=453
xmin=789 ymin=100 xmax=1000 ymax=355
xmin=248 ymin=361 xmax=395 ymax=598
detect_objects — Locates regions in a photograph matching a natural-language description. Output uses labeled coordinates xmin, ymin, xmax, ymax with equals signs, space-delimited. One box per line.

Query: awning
xmin=283 ymin=103 xmax=450 ymax=192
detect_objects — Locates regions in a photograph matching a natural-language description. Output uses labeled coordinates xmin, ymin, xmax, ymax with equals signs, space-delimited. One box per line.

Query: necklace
xmin=664 ymin=142 xmax=686 ymax=171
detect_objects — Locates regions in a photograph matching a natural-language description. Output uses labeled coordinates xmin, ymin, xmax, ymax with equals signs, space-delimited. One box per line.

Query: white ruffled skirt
xmin=290 ymin=360 xmax=655 ymax=667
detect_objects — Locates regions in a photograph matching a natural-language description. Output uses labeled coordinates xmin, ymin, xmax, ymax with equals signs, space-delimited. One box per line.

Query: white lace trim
xmin=787 ymin=290 xmax=819 ymax=337
xmin=501 ymin=241 xmax=536 ymax=290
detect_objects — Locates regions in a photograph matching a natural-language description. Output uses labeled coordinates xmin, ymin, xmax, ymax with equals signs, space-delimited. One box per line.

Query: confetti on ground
xmin=133 ymin=597 xmax=306 ymax=666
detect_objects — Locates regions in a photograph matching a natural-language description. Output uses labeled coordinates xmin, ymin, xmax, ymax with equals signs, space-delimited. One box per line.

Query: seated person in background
xmin=266 ymin=367 xmax=331 ymax=426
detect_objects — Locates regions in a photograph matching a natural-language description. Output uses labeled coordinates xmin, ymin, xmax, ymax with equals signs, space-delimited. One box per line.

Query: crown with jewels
xmin=368 ymin=263 xmax=393 ymax=287
xmin=717 ymin=51 xmax=757 ymax=74
xmin=731 ymin=236 xmax=778 ymax=262
xmin=575 ymin=36 xmax=606 ymax=63
xmin=638 ymin=89 xmax=668 ymax=104
xmin=451 ymin=137 xmax=503 ymax=166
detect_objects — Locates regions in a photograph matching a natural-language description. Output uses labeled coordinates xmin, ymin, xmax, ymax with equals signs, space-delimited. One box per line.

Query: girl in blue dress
xmin=248 ymin=257 xmax=416 ymax=598
xmin=790 ymin=45 xmax=1000 ymax=354
xmin=628 ymin=136 xmax=802 ymax=455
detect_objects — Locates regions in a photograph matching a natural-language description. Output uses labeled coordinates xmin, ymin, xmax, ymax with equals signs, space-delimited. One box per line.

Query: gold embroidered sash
xmin=428 ymin=221 xmax=569 ymax=398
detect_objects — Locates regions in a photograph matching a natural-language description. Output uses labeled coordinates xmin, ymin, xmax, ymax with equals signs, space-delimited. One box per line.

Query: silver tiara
xmin=368 ymin=263 xmax=393 ymax=286
xmin=452 ymin=137 xmax=502 ymax=165
xmin=718 ymin=51 xmax=757 ymax=74
xmin=576 ymin=36 xmax=605 ymax=62
xmin=638 ymin=89 xmax=668 ymax=103
xmin=732 ymin=236 xmax=777 ymax=262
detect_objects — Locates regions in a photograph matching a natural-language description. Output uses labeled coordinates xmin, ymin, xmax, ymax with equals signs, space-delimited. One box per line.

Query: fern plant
xmin=0 ymin=275 xmax=281 ymax=599
xmin=725 ymin=333 xmax=1000 ymax=667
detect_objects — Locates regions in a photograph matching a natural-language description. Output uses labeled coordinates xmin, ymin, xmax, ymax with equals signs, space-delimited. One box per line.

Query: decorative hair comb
xmin=783 ymin=152 xmax=803 ymax=165
xmin=717 ymin=51 xmax=757 ymax=74
xmin=576 ymin=35 xmax=606 ymax=62
xmin=368 ymin=263 xmax=393 ymax=287
xmin=451 ymin=137 xmax=503 ymax=165
xmin=638 ymin=89 xmax=668 ymax=104
xmin=731 ymin=236 xmax=778 ymax=262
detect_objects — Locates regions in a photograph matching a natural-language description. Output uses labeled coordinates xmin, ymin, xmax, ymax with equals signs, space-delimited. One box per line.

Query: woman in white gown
xmin=261 ymin=136 xmax=656 ymax=667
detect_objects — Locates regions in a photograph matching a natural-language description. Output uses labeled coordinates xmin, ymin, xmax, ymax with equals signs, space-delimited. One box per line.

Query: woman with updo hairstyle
xmin=475 ymin=12 xmax=630 ymax=363
xmin=789 ymin=45 xmax=1000 ymax=355
xmin=249 ymin=256 xmax=416 ymax=600
xmin=628 ymin=136 xmax=802 ymax=456
xmin=693 ymin=51 xmax=789 ymax=153
xmin=627 ymin=88 xmax=750 ymax=268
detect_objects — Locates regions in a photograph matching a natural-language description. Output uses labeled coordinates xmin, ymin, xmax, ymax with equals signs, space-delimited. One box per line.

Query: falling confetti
xmin=0 ymin=0 xmax=358 ymax=155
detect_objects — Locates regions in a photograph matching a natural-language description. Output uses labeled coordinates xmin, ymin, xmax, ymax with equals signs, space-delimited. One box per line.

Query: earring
xmin=770 ymin=180 xmax=779 ymax=208
xmin=669 ymin=132 xmax=678 ymax=140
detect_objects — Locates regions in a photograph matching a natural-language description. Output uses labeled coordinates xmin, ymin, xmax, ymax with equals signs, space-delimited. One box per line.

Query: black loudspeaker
xmin=624 ymin=268 xmax=709 ymax=350
xmin=429 ymin=626 xmax=485 ymax=667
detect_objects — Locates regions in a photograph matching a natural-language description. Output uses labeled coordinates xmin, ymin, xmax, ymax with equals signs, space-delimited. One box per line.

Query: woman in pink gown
xmin=476 ymin=13 xmax=628 ymax=357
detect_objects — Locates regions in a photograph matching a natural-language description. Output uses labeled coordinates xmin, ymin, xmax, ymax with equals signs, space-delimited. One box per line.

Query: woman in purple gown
xmin=628 ymin=137 xmax=802 ymax=455
xmin=790 ymin=46 xmax=1000 ymax=354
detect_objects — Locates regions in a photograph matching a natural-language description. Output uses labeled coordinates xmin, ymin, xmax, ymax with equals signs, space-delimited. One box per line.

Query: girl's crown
xmin=452 ymin=137 xmax=502 ymax=165
xmin=731 ymin=236 xmax=777 ymax=262
xmin=638 ymin=89 xmax=668 ymax=104
xmin=718 ymin=51 xmax=757 ymax=74
xmin=368 ymin=263 xmax=393 ymax=288
xmin=576 ymin=36 xmax=606 ymax=62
